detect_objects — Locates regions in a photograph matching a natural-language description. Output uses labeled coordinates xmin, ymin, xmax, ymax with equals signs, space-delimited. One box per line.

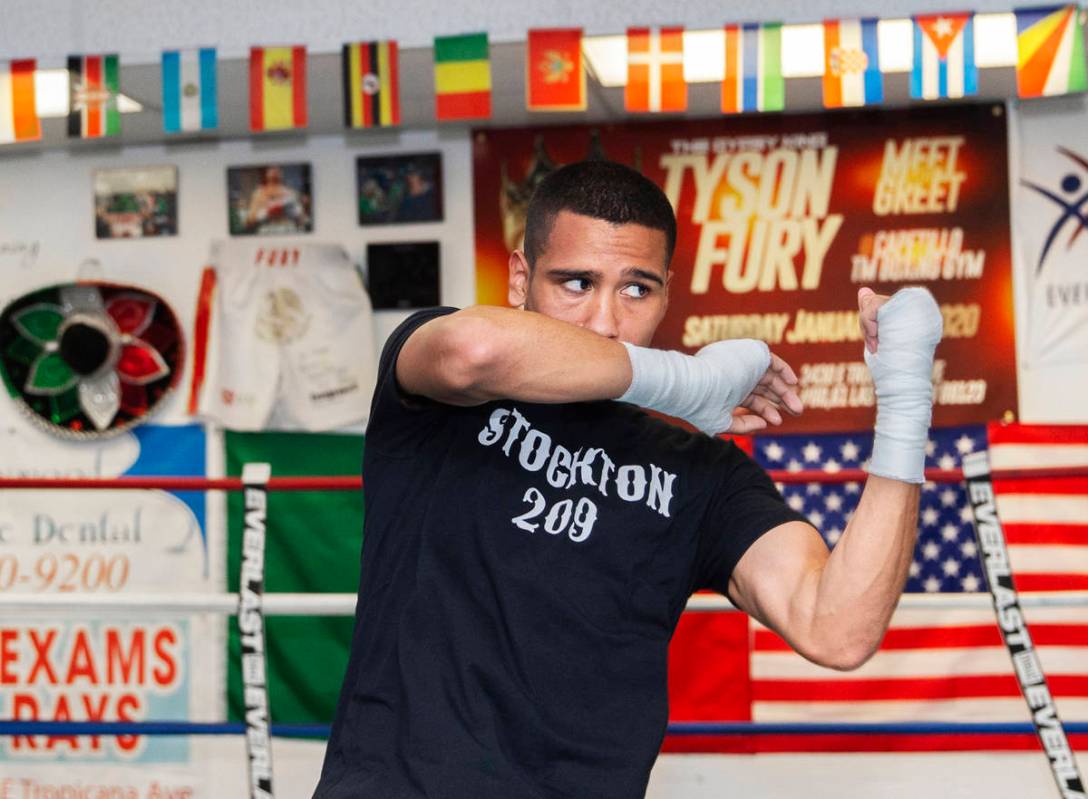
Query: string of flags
xmin=0 ymin=4 xmax=1085 ymax=145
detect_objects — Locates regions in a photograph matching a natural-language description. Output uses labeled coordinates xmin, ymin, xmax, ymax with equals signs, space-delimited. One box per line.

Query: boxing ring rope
xmin=2 ymin=589 xmax=1088 ymax=615
xmin=2 ymin=462 xmax=1087 ymax=790
xmin=0 ymin=464 xmax=1084 ymax=491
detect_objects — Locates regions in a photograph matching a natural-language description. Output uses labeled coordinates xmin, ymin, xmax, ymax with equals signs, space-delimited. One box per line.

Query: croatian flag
xmin=162 ymin=47 xmax=217 ymax=133
xmin=911 ymin=13 xmax=978 ymax=100
xmin=822 ymin=18 xmax=883 ymax=108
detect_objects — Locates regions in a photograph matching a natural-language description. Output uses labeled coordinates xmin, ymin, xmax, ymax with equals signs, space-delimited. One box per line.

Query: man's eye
xmin=562 ymin=278 xmax=591 ymax=292
xmin=621 ymin=283 xmax=650 ymax=299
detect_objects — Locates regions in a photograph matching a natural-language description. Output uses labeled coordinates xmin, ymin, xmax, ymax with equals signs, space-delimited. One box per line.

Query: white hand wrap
xmin=618 ymin=339 xmax=771 ymax=435
xmin=864 ymin=287 xmax=944 ymax=483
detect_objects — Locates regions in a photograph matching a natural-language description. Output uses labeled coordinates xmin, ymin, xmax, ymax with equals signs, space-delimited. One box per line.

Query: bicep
xmin=727 ymin=520 xmax=829 ymax=648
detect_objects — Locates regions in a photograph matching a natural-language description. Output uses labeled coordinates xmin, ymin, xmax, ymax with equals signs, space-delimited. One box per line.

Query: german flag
xmin=342 ymin=41 xmax=400 ymax=128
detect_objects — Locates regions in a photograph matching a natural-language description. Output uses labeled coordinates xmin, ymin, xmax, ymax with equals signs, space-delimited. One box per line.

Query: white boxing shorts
xmin=188 ymin=240 xmax=378 ymax=431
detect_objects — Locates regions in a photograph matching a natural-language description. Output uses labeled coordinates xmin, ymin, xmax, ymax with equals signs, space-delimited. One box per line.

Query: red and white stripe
xmin=991 ymin=423 xmax=1088 ymax=591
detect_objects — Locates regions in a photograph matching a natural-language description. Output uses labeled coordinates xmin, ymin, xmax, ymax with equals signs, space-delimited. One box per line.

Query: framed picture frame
xmin=356 ymin=152 xmax=443 ymax=226
xmin=227 ymin=162 xmax=313 ymax=236
xmin=93 ymin=165 xmax=178 ymax=239
xmin=366 ymin=241 xmax=440 ymax=309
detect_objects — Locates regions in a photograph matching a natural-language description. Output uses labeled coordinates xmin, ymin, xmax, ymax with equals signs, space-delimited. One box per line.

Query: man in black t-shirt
xmin=314 ymin=161 xmax=943 ymax=799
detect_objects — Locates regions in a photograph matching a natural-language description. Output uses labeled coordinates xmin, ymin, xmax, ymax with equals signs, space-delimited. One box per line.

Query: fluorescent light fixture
xmin=34 ymin=69 xmax=143 ymax=118
xmin=583 ymin=15 xmax=1016 ymax=88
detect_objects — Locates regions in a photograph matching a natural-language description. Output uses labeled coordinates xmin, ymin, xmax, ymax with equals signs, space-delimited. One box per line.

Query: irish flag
xmin=1015 ymin=4 xmax=1088 ymax=98
xmin=0 ymin=59 xmax=40 ymax=144
xmin=434 ymin=33 xmax=491 ymax=121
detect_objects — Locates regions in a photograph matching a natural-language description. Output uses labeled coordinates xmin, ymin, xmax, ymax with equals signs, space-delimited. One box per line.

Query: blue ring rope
xmin=1 ymin=720 xmax=1087 ymax=738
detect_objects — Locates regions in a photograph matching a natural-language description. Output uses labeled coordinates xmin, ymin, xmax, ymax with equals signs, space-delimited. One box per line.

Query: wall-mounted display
xmin=227 ymin=162 xmax=313 ymax=236
xmin=0 ymin=282 xmax=183 ymax=438
xmin=93 ymin=165 xmax=177 ymax=239
xmin=356 ymin=152 xmax=443 ymax=225
xmin=366 ymin=241 xmax=440 ymax=309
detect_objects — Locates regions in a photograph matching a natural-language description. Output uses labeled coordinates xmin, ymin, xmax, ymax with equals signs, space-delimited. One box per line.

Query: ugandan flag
xmin=249 ymin=46 xmax=307 ymax=132
xmin=68 ymin=54 xmax=120 ymax=139
xmin=434 ymin=33 xmax=491 ymax=121
xmin=342 ymin=41 xmax=400 ymax=128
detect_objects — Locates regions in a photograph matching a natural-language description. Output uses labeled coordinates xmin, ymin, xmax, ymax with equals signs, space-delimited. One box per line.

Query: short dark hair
xmin=523 ymin=160 xmax=677 ymax=269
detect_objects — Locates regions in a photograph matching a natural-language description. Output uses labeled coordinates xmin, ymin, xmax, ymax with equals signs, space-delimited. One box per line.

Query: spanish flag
xmin=342 ymin=41 xmax=400 ymax=128
xmin=434 ymin=33 xmax=491 ymax=121
xmin=249 ymin=46 xmax=307 ymax=132
xmin=0 ymin=59 xmax=40 ymax=144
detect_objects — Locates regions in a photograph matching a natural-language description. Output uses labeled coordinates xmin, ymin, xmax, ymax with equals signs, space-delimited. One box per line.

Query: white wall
xmin=0 ymin=128 xmax=475 ymax=426
xmin=0 ymin=0 xmax=1029 ymax=60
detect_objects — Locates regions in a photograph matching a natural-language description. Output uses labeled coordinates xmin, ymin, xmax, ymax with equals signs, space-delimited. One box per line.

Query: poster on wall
xmin=356 ymin=152 xmax=444 ymax=225
xmin=474 ymin=105 xmax=1018 ymax=432
xmin=1014 ymin=98 xmax=1088 ymax=370
xmin=227 ymin=162 xmax=313 ymax=236
xmin=0 ymin=423 xmax=221 ymax=795
xmin=94 ymin=166 xmax=178 ymax=239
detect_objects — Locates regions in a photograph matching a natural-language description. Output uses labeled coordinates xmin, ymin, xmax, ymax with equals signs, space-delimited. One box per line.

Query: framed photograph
xmin=227 ymin=162 xmax=313 ymax=236
xmin=94 ymin=166 xmax=178 ymax=239
xmin=366 ymin=241 xmax=440 ymax=309
xmin=356 ymin=152 xmax=443 ymax=226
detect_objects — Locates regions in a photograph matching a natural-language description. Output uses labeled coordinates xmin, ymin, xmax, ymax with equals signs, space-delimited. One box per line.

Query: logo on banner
xmin=1020 ymin=146 xmax=1088 ymax=274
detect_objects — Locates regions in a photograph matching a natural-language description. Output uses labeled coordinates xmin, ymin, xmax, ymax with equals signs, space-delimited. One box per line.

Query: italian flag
xmin=434 ymin=33 xmax=491 ymax=121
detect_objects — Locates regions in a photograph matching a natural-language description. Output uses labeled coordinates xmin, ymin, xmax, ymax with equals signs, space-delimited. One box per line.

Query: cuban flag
xmin=162 ymin=47 xmax=217 ymax=133
xmin=822 ymin=18 xmax=883 ymax=108
xmin=911 ymin=13 xmax=978 ymax=100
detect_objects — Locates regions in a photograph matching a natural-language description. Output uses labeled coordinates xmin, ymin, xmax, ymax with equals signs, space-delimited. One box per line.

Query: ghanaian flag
xmin=434 ymin=33 xmax=491 ymax=121
xmin=342 ymin=41 xmax=400 ymax=128
xmin=249 ymin=46 xmax=307 ymax=132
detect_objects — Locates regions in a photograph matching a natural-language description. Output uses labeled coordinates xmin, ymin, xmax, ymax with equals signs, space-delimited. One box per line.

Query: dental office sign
xmin=473 ymin=104 xmax=1018 ymax=432
xmin=0 ymin=424 xmax=219 ymax=797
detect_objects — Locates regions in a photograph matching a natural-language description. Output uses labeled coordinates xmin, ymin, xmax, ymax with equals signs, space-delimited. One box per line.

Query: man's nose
xmin=583 ymin=293 xmax=620 ymax=339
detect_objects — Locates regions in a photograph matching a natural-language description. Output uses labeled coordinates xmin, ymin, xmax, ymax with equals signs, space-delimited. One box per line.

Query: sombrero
xmin=0 ymin=281 xmax=183 ymax=439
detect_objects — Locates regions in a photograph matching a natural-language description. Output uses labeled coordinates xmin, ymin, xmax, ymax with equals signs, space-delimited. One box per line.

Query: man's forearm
xmin=396 ymin=306 xmax=632 ymax=406
xmin=807 ymin=476 xmax=919 ymax=667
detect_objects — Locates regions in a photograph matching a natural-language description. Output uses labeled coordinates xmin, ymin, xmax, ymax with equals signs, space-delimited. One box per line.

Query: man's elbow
xmin=432 ymin=314 xmax=502 ymax=397
xmin=804 ymin=635 xmax=881 ymax=672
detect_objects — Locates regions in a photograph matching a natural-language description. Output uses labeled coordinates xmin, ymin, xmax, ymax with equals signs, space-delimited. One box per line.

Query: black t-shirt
xmin=314 ymin=308 xmax=806 ymax=799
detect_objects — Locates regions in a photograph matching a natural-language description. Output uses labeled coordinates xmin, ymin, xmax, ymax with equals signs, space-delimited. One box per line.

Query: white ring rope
xmin=2 ymin=591 xmax=1087 ymax=616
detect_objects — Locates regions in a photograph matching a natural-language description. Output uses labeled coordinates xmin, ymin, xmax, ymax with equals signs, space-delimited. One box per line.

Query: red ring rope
xmin=0 ymin=466 xmax=1082 ymax=491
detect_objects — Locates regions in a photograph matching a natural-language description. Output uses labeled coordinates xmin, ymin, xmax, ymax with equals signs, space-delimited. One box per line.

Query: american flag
xmin=665 ymin=423 xmax=1088 ymax=753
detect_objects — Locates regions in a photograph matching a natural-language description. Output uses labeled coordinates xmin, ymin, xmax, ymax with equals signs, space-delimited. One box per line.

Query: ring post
xmin=963 ymin=450 xmax=1085 ymax=798
xmin=239 ymin=462 xmax=275 ymax=799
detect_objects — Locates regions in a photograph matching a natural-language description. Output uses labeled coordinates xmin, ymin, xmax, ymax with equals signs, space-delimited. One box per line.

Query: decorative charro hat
xmin=0 ymin=281 xmax=183 ymax=439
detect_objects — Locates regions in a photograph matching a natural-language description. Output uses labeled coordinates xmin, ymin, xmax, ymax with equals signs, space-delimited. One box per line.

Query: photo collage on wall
xmin=356 ymin=152 xmax=443 ymax=309
xmin=87 ymin=151 xmax=445 ymax=310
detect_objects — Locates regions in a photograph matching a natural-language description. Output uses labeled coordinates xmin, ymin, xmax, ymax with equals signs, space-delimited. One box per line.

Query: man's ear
xmin=508 ymin=249 xmax=530 ymax=309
